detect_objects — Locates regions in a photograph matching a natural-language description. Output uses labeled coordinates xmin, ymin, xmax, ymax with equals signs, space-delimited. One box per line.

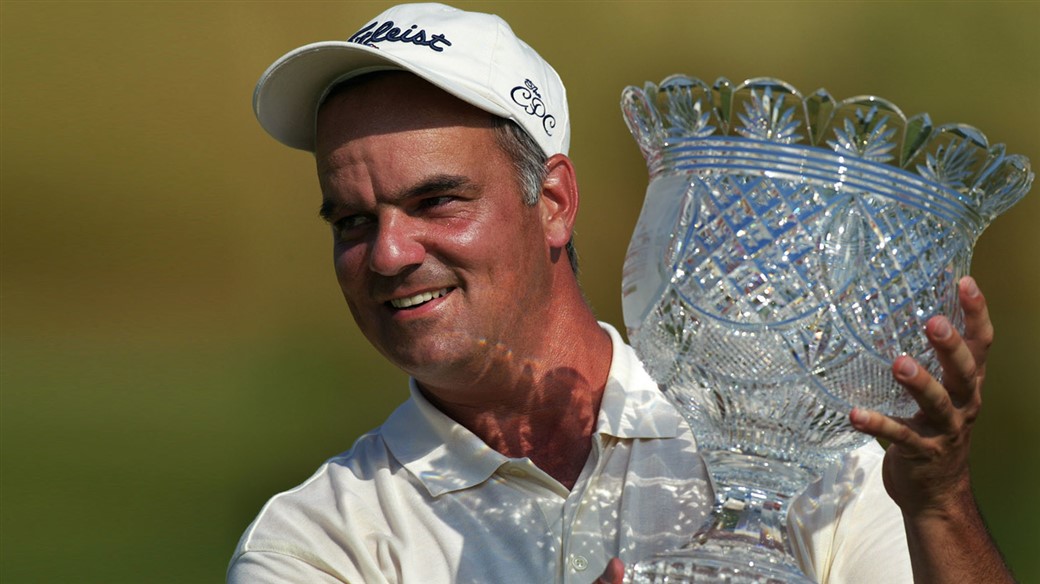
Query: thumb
xmin=594 ymin=557 xmax=625 ymax=584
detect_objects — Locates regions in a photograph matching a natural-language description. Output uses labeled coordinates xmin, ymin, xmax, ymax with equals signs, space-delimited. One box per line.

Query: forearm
xmin=902 ymin=482 xmax=1013 ymax=584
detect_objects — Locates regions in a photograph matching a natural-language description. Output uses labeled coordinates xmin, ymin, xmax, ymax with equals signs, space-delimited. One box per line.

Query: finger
xmin=958 ymin=276 xmax=993 ymax=373
xmin=594 ymin=558 xmax=625 ymax=584
xmin=923 ymin=316 xmax=979 ymax=408
xmin=850 ymin=407 xmax=925 ymax=447
xmin=891 ymin=355 xmax=959 ymax=430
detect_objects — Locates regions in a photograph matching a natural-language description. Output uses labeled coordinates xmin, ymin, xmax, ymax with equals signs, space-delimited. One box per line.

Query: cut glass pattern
xmin=620 ymin=75 xmax=1033 ymax=583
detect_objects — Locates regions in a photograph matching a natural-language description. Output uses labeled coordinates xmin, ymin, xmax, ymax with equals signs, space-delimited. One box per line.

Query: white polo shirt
xmin=228 ymin=324 xmax=911 ymax=583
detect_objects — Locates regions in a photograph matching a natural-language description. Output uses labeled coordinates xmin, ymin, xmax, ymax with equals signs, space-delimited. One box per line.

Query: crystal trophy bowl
xmin=620 ymin=76 xmax=1032 ymax=583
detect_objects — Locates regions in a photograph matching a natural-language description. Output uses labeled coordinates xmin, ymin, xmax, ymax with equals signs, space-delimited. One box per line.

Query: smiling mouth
xmin=388 ymin=287 xmax=453 ymax=309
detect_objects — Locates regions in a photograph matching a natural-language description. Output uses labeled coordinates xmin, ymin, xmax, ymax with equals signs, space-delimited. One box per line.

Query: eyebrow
xmin=319 ymin=174 xmax=475 ymax=222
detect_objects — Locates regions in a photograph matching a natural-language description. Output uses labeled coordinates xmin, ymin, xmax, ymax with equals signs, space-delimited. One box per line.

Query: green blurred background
xmin=3 ymin=1 xmax=1037 ymax=582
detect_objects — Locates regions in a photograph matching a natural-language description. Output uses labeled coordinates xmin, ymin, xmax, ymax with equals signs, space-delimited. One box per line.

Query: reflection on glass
xmin=620 ymin=76 xmax=1032 ymax=582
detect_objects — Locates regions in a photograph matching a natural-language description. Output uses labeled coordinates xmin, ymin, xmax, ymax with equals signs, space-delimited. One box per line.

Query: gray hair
xmin=491 ymin=118 xmax=579 ymax=274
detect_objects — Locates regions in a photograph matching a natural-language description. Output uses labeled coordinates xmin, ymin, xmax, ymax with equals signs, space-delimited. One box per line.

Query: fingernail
xmin=932 ymin=318 xmax=952 ymax=340
xmin=961 ymin=276 xmax=981 ymax=298
xmin=897 ymin=359 xmax=918 ymax=378
xmin=850 ymin=408 xmax=869 ymax=424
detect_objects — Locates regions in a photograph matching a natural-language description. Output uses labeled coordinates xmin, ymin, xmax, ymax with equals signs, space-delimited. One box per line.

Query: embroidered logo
xmin=348 ymin=20 xmax=452 ymax=52
xmin=510 ymin=80 xmax=556 ymax=136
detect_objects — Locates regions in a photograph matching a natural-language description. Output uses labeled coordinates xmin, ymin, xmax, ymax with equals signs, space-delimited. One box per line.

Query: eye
xmin=331 ymin=214 xmax=372 ymax=241
xmin=417 ymin=195 xmax=455 ymax=210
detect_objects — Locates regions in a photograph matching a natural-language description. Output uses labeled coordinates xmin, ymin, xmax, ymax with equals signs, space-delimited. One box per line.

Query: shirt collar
xmin=381 ymin=322 xmax=681 ymax=497
xmin=595 ymin=322 xmax=681 ymax=440
xmin=381 ymin=385 xmax=509 ymax=497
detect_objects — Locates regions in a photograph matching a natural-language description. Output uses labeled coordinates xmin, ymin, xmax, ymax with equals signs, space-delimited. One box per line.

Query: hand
xmin=849 ymin=275 xmax=990 ymax=517
xmin=594 ymin=558 xmax=625 ymax=584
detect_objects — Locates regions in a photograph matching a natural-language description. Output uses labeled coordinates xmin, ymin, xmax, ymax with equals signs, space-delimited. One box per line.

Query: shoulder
xmin=241 ymin=428 xmax=400 ymax=533
xmin=791 ymin=440 xmax=911 ymax=583
xmin=793 ymin=439 xmax=890 ymax=523
xmin=228 ymin=429 xmax=404 ymax=578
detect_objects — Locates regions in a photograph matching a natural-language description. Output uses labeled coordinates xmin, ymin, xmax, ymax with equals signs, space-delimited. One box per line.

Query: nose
xmin=368 ymin=213 xmax=425 ymax=276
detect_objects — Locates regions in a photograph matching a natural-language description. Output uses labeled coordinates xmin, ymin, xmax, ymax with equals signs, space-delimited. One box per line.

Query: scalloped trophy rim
xmin=620 ymin=75 xmax=1034 ymax=225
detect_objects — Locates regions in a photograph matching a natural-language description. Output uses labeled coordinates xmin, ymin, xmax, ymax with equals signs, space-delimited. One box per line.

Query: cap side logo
xmin=510 ymin=79 xmax=556 ymax=136
xmin=348 ymin=20 xmax=452 ymax=52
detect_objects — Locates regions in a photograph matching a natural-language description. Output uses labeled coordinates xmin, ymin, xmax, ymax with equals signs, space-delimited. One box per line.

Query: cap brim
xmin=253 ymin=41 xmax=512 ymax=152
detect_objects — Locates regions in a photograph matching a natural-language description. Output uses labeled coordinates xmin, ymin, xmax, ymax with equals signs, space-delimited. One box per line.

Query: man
xmin=230 ymin=3 xmax=1012 ymax=583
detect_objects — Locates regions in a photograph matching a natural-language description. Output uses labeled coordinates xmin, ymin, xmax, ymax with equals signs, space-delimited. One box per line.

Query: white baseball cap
xmin=253 ymin=2 xmax=570 ymax=158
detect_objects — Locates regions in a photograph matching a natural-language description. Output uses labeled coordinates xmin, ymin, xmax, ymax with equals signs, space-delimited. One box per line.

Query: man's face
xmin=315 ymin=73 xmax=556 ymax=387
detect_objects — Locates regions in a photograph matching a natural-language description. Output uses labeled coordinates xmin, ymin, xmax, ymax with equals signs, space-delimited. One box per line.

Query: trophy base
xmin=627 ymin=542 xmax=814 ymax=583
xmin=626 ymin=450 xmax=818 ymax=583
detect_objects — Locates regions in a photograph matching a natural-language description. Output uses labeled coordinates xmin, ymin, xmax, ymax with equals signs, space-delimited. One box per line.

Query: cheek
xmin=416 ymin=219 xmax=488 ymax=270
xmin=437 ymin=209 xmax=524 ymax=258
xmin=439 ymin=223 xmax=483 ymax=251
xmin=333 ymin=244 xmax=367 ymax=287
xmin=334 ymin=249 xmax=376 ymax=330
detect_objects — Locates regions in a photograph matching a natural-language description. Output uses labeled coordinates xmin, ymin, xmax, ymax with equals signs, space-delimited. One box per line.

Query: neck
xmin=419 ymin=304 xmax=612 ymax=490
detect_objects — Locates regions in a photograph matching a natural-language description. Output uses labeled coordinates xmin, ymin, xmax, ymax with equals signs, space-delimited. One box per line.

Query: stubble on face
xmin=314 ymin=73 xmax=556 ymax=393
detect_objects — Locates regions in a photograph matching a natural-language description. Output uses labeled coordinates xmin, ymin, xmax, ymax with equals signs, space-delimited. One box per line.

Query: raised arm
xmin=850 ymin=276 xmax=1013 ymax=584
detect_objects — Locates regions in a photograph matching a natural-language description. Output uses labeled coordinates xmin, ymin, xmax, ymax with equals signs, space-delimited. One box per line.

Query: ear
xmin=538 ymin=154 xmax=580 ymax=249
